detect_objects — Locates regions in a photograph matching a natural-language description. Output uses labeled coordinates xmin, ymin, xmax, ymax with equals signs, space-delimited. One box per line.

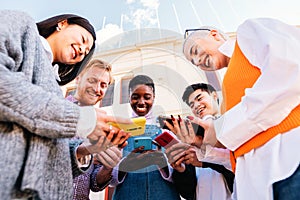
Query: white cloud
xmin=140 ymin=0 xmax=159 ymax=9
xmin=96 ymin=23 xmax=123 ymax=45
xmin=123 ymin=0 xmax=160 ymax=29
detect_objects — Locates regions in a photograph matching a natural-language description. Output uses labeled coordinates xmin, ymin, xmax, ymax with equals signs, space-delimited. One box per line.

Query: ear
xmin=212 ymin=91 xmax=219 ymax=103
xmin=57 ymin=19 xmax=68 ymax=30
xmin=209 ymin=29 xmax=223 ymax=41
xmin=75 ymin=76 xmax=80 ymax=84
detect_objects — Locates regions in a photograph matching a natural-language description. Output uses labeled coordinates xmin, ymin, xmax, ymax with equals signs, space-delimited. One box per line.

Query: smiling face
xmin=74 ymin=66 xmax=110 ymax=106
xmin=130 ymin=84 xmax=155 ymax=116
xmin=183 ymin=30 xmax=228 ymax=71
xmin=187 ymin=89 xmax=219 ymax=118
xmin=47 ymin=20 xmax=94 ymax=65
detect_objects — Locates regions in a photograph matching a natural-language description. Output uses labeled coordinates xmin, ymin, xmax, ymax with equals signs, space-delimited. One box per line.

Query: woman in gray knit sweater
xmin=0 ymin=10 xmax=129 ymax=200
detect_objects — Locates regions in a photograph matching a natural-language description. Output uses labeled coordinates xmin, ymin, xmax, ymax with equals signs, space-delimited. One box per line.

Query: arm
xmin=0 ymin=10 xmax=80 ymax=138
xmin=172 ymin=164 xmax=197 ymax=200
xmin=216 ymin=18 xmax=300 ymax=150
xmin=69 ymin=139 xmax=93 ymax=177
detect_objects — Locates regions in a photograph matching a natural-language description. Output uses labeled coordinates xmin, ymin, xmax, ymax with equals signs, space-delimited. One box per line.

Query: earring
xmin=56 ymin=26 xmax=61 ymax=31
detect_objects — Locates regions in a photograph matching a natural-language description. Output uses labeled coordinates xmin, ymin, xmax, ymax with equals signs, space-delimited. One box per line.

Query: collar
xmin=40 ymin=36 xmax=61 ymax=81
xmin=218 ymin=38 xmax=235 ymax=58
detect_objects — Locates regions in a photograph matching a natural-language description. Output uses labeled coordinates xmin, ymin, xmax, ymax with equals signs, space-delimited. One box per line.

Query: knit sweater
xmin=0 ymin=10 xmax=81 ymax=200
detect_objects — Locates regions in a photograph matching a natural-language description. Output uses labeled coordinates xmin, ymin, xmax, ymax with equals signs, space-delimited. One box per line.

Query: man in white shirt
xmin=182 ymin=18 xmax=300 ymax=200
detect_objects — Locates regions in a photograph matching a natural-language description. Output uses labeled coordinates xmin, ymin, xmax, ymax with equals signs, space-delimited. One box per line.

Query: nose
xmin=192 ymin=57 xmax=202 ymax=66
xmin=137 ymin=98 xmax=145 ymax=104
xmin=194 ymin=101 xmax=201 ymax=110
xmin=95 ymin=82 xmax=103 ymax=96
xmin=78 ymin=45 xmax=89 ymax=57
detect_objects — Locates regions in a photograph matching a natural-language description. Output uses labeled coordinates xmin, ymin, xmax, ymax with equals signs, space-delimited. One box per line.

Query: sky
xmin=2 ymin=0 xmax=300 ymax=46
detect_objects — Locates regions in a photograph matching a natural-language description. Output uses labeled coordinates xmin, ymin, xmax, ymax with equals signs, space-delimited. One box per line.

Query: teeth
xmin=136 ymin=107 xmax=146 ymax=112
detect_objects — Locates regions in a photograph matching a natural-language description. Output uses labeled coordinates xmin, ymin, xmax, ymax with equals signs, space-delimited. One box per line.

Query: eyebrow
xmin=188 ymin=93 xmax=201 ymax=106
xmin=189 ymin=45 xmax=195 ymax=56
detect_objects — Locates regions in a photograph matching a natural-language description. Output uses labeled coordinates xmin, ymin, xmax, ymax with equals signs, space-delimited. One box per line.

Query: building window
xmin=120 ymin=77 xmax=132 ymax=104
xmin=100 ymin=83 xmax=115 ymax=107
xmin=65 ymin=86 xmax=76 ymax=98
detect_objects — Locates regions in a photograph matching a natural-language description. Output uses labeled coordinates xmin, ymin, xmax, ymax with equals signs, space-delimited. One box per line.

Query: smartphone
xmin=108 ymin=116 xmax=146 ymax=136
xmin=153 ymin=131 xmax=180 ymax=148
xmin=157 ymin=115 xmax=204 ymax=137
xmin=133 ymin=136 xmax=153 ymax=150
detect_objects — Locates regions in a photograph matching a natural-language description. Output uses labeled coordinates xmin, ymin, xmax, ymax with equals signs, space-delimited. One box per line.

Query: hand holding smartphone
xmin=157 ymin=115 xmax=204 ymax=137
xmin=108 ymin=116 xmax=146 ymax=136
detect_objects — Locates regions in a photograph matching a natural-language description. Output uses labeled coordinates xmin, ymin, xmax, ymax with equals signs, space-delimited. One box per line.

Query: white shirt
xmin=196 ymin=167 xmax=232 ymax=200
xmin=215 ymin=18 xmax=300 ymax=200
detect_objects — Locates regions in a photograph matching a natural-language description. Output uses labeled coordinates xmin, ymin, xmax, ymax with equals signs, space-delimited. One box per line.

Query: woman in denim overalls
xmin=110 ymin=75 xmax=180 ymax=200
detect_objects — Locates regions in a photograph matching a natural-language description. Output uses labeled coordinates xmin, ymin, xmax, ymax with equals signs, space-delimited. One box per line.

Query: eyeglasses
xmin=184 ymin=28 xmax=211 ymax=39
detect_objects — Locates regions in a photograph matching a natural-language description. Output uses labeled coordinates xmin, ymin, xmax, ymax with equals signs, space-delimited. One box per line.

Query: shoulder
xmin=0 ymin=10 xmax=37 ymax=32
xmin=236 ymin=18 xmax=300 ymax=67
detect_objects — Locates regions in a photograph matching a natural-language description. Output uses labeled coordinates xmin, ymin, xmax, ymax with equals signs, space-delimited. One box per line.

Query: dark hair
xmin=37 ymin=14 xmax=96 ymax=85
xmin=129 ymin=75 xmax=155 ymax=94
xmin=182 ymin=83 xmax=217 ymax=105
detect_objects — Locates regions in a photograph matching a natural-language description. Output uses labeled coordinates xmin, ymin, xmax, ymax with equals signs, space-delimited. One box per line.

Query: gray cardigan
xmin=0 ymin=10 xmax=82 ymax=199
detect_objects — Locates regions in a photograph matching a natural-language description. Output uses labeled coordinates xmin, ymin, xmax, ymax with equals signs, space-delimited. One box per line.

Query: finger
xmin=171 ymin=115 xmax=181 ymax=134
xmin=188 ymin=116 xmax=207 ymax=128
xmin=132 ymin=146 xmax=145 ymax=153
xmin=118 ymin=141 xmax=128 ymax=149
xmin=174 ymin=156 xmax=185 ymax=166
xmin=178 ymin=115 xmax=188 ymax=135
xmin=98 ymin=149 xmax=120 ymax=168
xmin=96 ymin=153 xmax=114 ymax=168
xmin=165 ymin=142 xmax=189 ymax=155
xmin=164 ymin=120 xmax=176 ymax=133
xmin=186 ymin=120 xmax=195 ymax=137
xmin=109 ymin=146 xmax=123 ymax=158
xmin=169 ymin=150 xmax=186 ymax=163
xmin=114 ymin=130 xmax=130 ymax=146
xmin=106 ymin=129 xmax=115 ymax=141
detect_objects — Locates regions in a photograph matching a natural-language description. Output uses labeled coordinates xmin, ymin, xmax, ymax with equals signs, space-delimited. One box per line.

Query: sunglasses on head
xmin=184 ymin=28 xmax=211 ymax=39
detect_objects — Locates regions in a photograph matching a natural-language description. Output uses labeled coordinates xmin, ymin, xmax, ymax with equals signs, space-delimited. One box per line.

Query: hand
xmin=182 ymin=146 xmax=203 ymax=167
xmin=87 ymin=108 xmax=132 ymax=144
xmin=165 ymin=142 xmax=190 ymax=165
xmin=189 ymin=116 xmax=224 ymax=148
xmin=165 ymin=115 xmax=195 ymax=144
xmin=95 ymin=146 xmax=122 ymax=168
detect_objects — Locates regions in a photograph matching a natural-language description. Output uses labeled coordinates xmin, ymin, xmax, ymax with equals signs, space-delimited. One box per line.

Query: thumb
xmin=187 ymin=116 xmax=207 ymax=128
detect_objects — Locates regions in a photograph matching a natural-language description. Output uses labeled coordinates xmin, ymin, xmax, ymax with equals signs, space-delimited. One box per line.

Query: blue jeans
xmin=273 ymin=164 xmax=300 ymax=200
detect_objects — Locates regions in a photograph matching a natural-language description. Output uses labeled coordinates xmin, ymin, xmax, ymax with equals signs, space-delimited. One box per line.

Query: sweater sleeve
xmin=0 ymin=10 xmax=81 ymax=138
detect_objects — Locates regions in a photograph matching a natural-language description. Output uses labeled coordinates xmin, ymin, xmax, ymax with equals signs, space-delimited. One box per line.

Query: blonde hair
xmin=79 ymin=59 xmax=114 ymax=84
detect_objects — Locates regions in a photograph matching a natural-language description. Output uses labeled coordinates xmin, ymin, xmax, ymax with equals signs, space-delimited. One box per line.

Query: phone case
xmin=108 ymin=116 xmax=146 ymax=136
xmin=133 ymin=136 xmax=153 ymax=150
xmin=153 ymin=131 xmax=180 ymax=148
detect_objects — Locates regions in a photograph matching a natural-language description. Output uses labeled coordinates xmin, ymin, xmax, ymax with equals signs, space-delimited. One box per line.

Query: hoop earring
xmin=56 ymin=26 xmax=61 ymax=32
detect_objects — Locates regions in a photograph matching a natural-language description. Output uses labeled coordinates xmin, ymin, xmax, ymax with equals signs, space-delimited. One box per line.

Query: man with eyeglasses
xmin=183 ymin=19 xmax=300 ymax=200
